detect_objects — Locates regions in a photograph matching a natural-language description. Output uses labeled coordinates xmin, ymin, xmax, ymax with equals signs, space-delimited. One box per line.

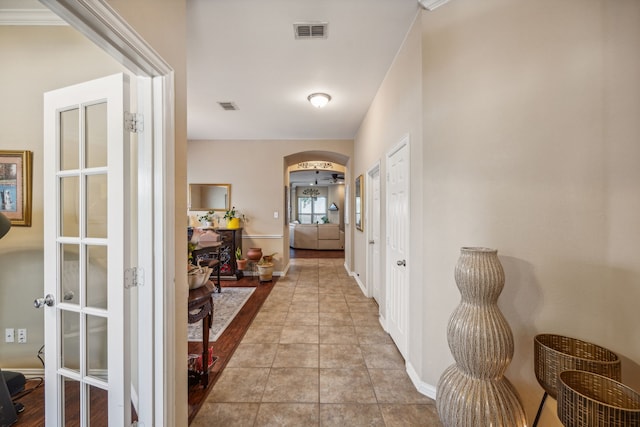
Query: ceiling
xmin=187 ymin=0 xmax=420 ymax=141
xmin=2 ymin=0 xmax=421 ymax=141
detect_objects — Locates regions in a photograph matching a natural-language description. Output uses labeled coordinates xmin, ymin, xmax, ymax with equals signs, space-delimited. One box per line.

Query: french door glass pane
xmin=63 ymin=377 xmax=81 ymax=425
xmin=87 ymin=314 xmax=108 ymax=379
xmin=61 ymin=176 xmax=79 ymax=237
xmin=85 ymin=102 xmax=108 ymax=168
xmin=62 ymin=310 xmax=80 ymax=372
xmin=89 ymin=384 xmax=109 ymax=426
xmin=87 ymin=245 xmax=108 ymax=310
xmin=60 ymin=108 xmax=79 ymax=171
xmin=61 ymin=244 xmax=80 ymax=306
xmin=86 ymin=174 xmax=108 ymax=238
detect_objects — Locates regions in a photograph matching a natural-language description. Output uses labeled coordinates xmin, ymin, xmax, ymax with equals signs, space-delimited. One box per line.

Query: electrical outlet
xmin=17 ymin=328 xmax=27 ymax=344
xmin=5 ymin=328 xmax=14 ymax=343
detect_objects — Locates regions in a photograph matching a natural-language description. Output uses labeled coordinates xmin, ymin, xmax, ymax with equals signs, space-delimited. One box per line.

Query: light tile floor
xmin=192 ymin=258 xmax=442 ymax=426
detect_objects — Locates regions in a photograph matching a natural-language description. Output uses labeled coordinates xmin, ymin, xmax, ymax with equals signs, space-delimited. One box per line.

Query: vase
xmin=257 ymin=263 xmax=274 ymax=282
xmin=436 ymin=247 xmax=526 ymax=427
xmin=227 ymin=217 xmax=240 ymax=229
xmin=246 ymin=248 xmax=262 ymax=261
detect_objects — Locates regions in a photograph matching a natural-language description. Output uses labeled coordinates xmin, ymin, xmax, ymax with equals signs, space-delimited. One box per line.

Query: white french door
xmin=42 ymin=73 xmax=132 ymax=426
xmin=386 ymin=136 xmax=410 ymax=358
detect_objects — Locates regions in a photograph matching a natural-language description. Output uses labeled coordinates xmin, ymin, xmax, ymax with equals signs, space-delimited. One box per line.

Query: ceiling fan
xmin=322 ymin=173 xmax=345 ymax=184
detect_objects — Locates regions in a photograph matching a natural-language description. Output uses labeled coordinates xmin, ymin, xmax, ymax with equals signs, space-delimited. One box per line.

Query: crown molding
xmin=0 ymin=8 xmax=67 ymax=25
xmin=418 ymin=0 xmax=452 ymax=11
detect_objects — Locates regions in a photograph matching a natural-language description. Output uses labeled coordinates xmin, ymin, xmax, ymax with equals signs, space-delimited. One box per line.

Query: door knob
xmin=397 ymin=260 xmax=406 ymax=267
xmin=34 ymin=294 xmax=55 ymax=308
xmin=369 ymin=240 xmax=375 ymax=244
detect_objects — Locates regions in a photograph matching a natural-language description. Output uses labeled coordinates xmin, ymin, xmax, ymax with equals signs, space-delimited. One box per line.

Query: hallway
xmin=191 ymin=258 xmax=441 ymax=426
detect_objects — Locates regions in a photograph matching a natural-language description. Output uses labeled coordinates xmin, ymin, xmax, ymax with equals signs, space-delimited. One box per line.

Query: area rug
xmin=187 ymin=287 xmax=255 ymax=342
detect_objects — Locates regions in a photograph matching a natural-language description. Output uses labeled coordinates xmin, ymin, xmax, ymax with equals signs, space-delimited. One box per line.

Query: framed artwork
xmin=355 ymin=174 xmax=363 ymax=231
xmin=0 ymin=150 xmax=33 ymax=226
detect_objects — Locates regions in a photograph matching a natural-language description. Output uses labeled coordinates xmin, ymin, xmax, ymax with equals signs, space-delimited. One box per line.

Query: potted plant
xmin=197 ymin=210 xmax=215 ymax=227
xmin=223 ymin=206 xmax=242 ymax=229
xmin=257 ymin=258 xmax=274 ymax=282
xmin=235 ymin=247 xmax=247 ymax=270
xmin=262 ymin=252 xmax=277 ymax=263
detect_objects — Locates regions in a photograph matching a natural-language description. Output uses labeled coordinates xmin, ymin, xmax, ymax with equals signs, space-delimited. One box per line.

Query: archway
xmin=283 ymin=151 xmax=351 ymax=269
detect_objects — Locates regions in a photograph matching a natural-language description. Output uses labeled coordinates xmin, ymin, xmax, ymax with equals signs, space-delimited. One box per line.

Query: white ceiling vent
xmin=294 ymin=22 xmax=328 ymax=39
xmin=218 ymin=102 xmax=238 ymax=111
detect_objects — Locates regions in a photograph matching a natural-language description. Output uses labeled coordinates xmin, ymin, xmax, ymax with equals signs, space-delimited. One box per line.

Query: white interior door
xmin=42 ymin=73 xmax=132 ymax=426
xmin=367 ymin=165 xmax=382 ymax=304
xmin=386 ymin=137 xmax=410 ymax=358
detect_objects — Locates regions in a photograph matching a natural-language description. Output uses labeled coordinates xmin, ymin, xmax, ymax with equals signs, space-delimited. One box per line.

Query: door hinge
xmin=124 ymin=267 xmax=144 ymax=289
xmin=124 ymin=112 xmax=144 ymax=133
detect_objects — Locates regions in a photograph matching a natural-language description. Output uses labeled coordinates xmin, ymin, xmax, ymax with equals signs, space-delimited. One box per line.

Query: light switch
xmin=273 ymin=211 xmax=279 ymax=219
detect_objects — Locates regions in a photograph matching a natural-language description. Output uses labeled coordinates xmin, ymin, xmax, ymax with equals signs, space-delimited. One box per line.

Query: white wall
xmin=419 ymin=0 xmax=640 ymax=425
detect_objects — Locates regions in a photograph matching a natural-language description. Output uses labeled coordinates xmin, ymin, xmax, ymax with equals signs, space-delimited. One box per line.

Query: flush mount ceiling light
xmin=307 ymin=93 xmax=331 ymax=108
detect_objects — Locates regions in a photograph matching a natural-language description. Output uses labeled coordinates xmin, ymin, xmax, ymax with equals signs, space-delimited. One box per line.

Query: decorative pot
xmin=246 ymin=248 xmax=262 ymax=261
xmin=436 ymin=247 xmax=526 ymax=427
xmin=236 ymin=258 xmax=248 ymax=270
xmin=257 ymin=263 xmax=274 ymax=282
xmin=227 ymin=217 xmax=240 ymax=229
xmin=187 ymin=266 xmax=211 ymax=290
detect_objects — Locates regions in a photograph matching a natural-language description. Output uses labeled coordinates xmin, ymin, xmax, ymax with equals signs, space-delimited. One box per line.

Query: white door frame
xmin=41 ymin=1 xmax=175 ymax=425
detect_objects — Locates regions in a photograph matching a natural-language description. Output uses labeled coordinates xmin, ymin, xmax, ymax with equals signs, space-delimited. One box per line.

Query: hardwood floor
xmin=187 ymin=277 xmax=277 ymax=423
xmin=289 ymin=247 xmax=344 ymax=259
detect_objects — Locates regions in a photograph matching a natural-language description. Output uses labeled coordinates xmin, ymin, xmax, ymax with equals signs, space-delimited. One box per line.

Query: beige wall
xmin=353 ymin=12 xmax=424 ymax=366
xmin=0 ymin=25 xmax=125 ymax=368
xmin=187 ymin=139 xmax=353 ymax=271
xmin=353 ymin=0 xmax=640 ymax=425
xmin=420 ymin=0 xmax=640 ymax=425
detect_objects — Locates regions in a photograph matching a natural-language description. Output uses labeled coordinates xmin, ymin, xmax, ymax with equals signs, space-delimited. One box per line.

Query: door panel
xmin=368 ymin=167 xmax=382 ymax=304
xmin=386 ymin=138 xmax=410 ymax=358
xmin=43 ymin=73 xmax=130 ymax=426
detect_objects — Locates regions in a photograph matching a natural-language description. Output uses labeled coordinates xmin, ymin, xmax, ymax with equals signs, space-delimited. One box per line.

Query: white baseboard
xmin=406 ymin=361 xmax=437 ymax=400
xmin=351 ymin=272 xmax=367 ymax=297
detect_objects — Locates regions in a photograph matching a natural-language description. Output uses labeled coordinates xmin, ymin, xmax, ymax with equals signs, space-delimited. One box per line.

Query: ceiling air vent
xmin=294 ymin=22 xmax=328 ymax=39
xmin=218 ymin=102 xmax=238 ymax=111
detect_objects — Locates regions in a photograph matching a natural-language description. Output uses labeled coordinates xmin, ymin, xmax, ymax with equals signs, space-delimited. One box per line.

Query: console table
xmin=188 ymin=282 xmax=217 ymax=387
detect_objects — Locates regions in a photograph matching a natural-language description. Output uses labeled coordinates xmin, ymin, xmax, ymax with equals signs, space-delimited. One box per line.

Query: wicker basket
xmin=558 ymin=370 xmax=640 ymax=427
xmin=534 ymin=334 xmax=621 ymax=398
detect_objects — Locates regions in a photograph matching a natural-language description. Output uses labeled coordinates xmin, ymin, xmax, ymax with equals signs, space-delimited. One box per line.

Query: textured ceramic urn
xmin=436 ymin=247 xmax=526 ymax=426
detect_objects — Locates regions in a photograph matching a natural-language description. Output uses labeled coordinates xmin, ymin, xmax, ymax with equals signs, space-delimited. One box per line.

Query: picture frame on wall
xmin=355 ymin=174 xmax=363 ymax=231
xmin=0 ymin=150 xmax=33 ymax=226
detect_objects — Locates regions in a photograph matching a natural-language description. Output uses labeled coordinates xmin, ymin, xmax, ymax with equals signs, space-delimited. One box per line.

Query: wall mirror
xmin=189 ymin=183 xmax=231 ymax=211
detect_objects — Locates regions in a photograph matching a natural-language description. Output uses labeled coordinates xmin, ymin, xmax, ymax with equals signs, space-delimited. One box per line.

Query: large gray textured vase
xmin=436 ymin=247 xmax=526 ymax=426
